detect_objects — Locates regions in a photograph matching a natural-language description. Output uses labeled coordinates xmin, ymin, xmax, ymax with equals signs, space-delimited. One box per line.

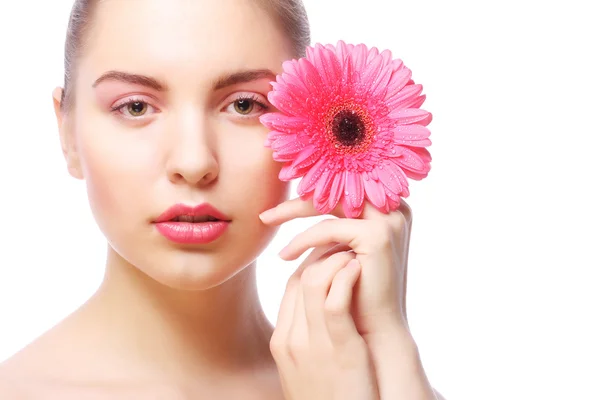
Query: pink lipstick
xmin=153 ymin=203 xmax=231 ymax=244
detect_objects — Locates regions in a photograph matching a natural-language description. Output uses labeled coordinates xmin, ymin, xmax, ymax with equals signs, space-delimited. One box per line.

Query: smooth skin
xmin=261 ymin=199 xmax=445 ymax=400
xmin=0 ymin=0 xmax=445 ymax=398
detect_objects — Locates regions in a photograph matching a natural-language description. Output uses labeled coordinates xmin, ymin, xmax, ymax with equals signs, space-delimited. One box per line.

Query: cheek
xmin=75 ymin=116 xmax=157 ymax=238
xmin=222 ymin=137 xmax=289 ymax=212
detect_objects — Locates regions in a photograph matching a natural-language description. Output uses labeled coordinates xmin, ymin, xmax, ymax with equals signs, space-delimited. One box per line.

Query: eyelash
xmin=110 ymin=94 xmax=270 ymax=120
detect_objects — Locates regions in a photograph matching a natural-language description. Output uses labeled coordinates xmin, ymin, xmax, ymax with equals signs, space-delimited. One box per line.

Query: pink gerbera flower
xmin=260 ymin=41 xmax=433 ymax=218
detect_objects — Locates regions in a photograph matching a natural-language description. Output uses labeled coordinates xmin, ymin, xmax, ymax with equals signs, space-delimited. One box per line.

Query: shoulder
xmin=0 ymin=367 xmax=30 ymax=399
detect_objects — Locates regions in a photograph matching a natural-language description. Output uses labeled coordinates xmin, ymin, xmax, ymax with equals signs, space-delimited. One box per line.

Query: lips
xmin=153 ymin=203 xmax=231 ymax=244
xmin=154 ymin=203 xmax=231 ymax=223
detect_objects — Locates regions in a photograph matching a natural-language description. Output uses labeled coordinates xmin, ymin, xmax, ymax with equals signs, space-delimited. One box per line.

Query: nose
xmin=165 ymin=110 xmax=219 ymax=187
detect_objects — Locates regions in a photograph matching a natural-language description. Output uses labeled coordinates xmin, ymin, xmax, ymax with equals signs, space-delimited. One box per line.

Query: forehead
xmin=80 ymin=0 xmax=293 ymax=86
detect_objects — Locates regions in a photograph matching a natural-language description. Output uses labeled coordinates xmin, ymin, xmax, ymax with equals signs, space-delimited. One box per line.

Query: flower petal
xmin=298 ymin=157 xmax=327 ymax=196
xmin=298 ymin=58 xmax=324 ymax=93
xmin=279 ymin=164 xmax=299 ymax=181
xmin=386 ymin=84 xmax=423 ymax=109
xmin=344 ymin=170 xmax=364 ymax=209
xmin=312 ymin=43 xmax=342 ymax=90
xmin=289 ymin=145 xmax=321 ymax=173
xmin=328 ymin=171 xmax=344 ymax=210
xmin=392 ymin=124 xmax=432 ymax=146
xmin=388 ymin=108 xmax=432 ymax=126
xmin=390 ymin=146 xmax=432 ymax=175
xmin=385 ymin=64 xmax=412 ymax=97
xmin=260 ymin=113 xmax=309 ymax=133
xmin=370 ymin=64 xmax=394 ymax=100
xmin=313 ymin=170 xmax=337 ymax=213
xmin=364 ymin=175 xmax=387 ymax=209
xmin=342 ymin=193 xmax=364 ymax=219
xmin=360 ymin=51 xmax=385 ymax=97
xmin=377 ymin=161 xmax=409 ymax=197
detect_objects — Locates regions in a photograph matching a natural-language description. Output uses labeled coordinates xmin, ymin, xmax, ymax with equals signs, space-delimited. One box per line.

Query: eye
xmin=111 ymin=97 xmax=158 ymax=119
xmin=234 ymin=99 xmax=254 ymax=115
xmin=125 ymin=101 xmax=148 ymax=117
xmin=225 ymin=94 xmax=269 ymax=118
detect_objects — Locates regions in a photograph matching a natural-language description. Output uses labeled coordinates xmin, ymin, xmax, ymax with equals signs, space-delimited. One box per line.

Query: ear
xmin=53 ymin=87 xmax=84 ymax=180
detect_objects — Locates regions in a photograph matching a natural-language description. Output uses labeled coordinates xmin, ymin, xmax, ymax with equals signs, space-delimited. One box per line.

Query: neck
xmin=76 ymin=246 xmax=275 ymax=381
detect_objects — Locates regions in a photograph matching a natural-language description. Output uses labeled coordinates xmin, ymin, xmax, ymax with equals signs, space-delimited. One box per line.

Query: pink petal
xmin=393 ymin=147 xmax=428 ymax=173
xmin=328 ymin=172 xmax=344 ymax=210
xmin=390 ymin=147 xmax=431 ymax=176
xmin=386 ymin=84 xmax=423 ymax=109
xmin=289 ymin=145 xmax=321 ymax=174
xmin=351 ymin=44 xmax=369 ymax=73
xmin=403 ymin=169 xmax=428 ymax=181
xmin=364 ymin=176 xmax=387 ymax=208
xmin=268 ymin=91 xmax=305 ymax=117
xmin=385 ymin=161 xmax=411 ymax=197
xmin=388 ymin=108 xmax=432 ymax=126
xmin=260 ymin=113 xmax=308 ymax=132
xmin=279 ymin=164 xmax=299 ymax=181
xmin=342 ymin=193 xmax=364 ymax=219
xmin=340 ymin=46 xmax=355 ymax=87
xmin=278 ymin=68 xmax=312 ymax=97
xmin=313 ymin=170 xmax=337 ymax=213
xmin=270 ymin=134 xmax=298 ymax=151
xmin=282 ymin=59 xmax=306 ymax=84
xmin=402 ymin=94 xmax=427 ymax=109
xmin=392 ymin=124 xmax=432 ymax=146
xmin=360 ymin=51 xmax=385 ymax=96
xmin=380 ymin=49 xmax=392 ymax=65
xmin=335 ymin=40 xmax=354 ymax=64
xmin=345 ymin=171 xmax=364 ymax=209
xmin=370 ymin=64 xmax=394 ymax=100
xmin=386 ymin=65 xmax=412 ymax=96
xmin=298 ymin=58 xmax=324 ymax=93
xmin=377 ymin=162 xmax=409 ymax=197
xmin=298 ymin=158 xmax=327 ymax=195
xmin=311 ymin=43 xmax=342 ymax=89
xmin=410 ymin=146 xmax=432 ymax=162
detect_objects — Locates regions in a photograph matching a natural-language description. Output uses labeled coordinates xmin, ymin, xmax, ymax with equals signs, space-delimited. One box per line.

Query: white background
xmin=1 ymin=1 xmax=599 ymax=399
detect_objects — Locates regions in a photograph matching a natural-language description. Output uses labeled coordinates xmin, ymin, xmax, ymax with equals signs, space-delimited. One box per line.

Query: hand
xmin=269 ymin=243 xmax=380 ymax=400
xmin=262 ymin=198 xmax=440 ymax=400
xmin=260 ymin=198 xmax=413 ymax=342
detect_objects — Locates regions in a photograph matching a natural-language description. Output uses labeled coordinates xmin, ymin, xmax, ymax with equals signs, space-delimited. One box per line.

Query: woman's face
xmin=58 ymin=0 xmax=294 ymax=289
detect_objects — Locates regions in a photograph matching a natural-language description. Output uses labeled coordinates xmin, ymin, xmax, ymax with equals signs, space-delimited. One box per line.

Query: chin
xmin=107 ymin=221 xmax=280 ymax=292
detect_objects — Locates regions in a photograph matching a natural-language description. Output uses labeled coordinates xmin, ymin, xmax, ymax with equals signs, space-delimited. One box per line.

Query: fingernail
xmin=259 ymin=208 xmax=276 ymax=222
xmin=278 ymin=245 xmax=289 ymax=259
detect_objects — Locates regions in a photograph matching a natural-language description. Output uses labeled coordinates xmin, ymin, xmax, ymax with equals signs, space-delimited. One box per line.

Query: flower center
xmin=332 ymin=110 xmax=366 ymax=147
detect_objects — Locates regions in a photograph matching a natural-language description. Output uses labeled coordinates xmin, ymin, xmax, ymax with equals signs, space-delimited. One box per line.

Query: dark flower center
xmin=332 ymin=110 xmax=366 ymax=147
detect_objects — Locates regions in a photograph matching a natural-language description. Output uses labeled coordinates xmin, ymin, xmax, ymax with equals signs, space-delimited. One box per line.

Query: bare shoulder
xmin=0 ymin=364 xmax=31 ymax=399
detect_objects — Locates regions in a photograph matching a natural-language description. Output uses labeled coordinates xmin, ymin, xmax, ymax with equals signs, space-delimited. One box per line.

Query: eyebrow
xmin=92 ymin=71 xmax=167 ymax=91
xmin=92 ymin=69 xmax=276 ymax=92
xmin=212 ymin=69 xmax=276 ymax=90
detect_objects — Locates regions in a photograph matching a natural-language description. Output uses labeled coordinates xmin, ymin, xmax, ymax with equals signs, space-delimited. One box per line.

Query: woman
xmin=0 ymin=0 xmax=445 ymax=398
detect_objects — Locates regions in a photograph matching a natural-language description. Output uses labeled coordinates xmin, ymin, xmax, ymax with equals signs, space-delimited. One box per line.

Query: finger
xmin=279 ymin=218 xmax=375 ymax=260
xmin=361 ymin=199 xmax=412 ymax=227
xmin=287 ymin=275 xmax=309 ymax=362
xmin=259 ymin=197 xmax=346 ymax=225
xmin=302 ymin=251 xmax=357 ymax=341
xmin=324 ymin=259 xmax=363 ymax=345
xmin=274 ymin=242 xmax=343 ymax=338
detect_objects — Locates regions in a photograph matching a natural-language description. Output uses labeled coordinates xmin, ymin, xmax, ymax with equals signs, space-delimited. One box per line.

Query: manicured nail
xmin=259 ymin=208 xmax=276 ymax=222
xmin=278 ymin=245 xmax=290 ymax=259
